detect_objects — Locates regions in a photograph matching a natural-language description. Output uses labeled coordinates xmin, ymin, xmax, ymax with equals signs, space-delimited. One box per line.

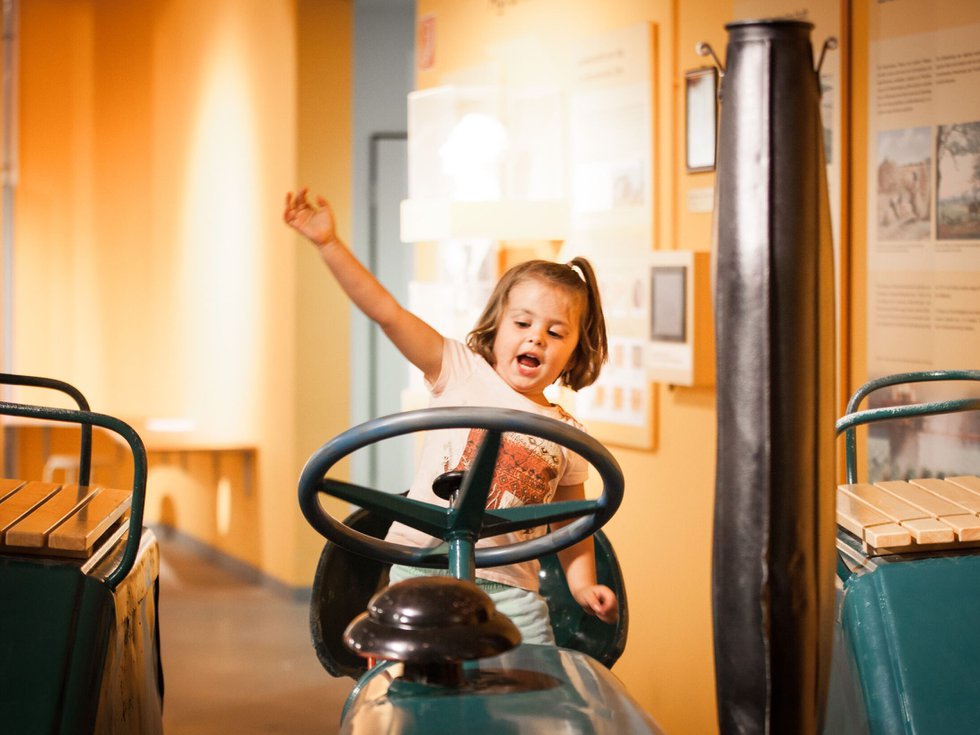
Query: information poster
xmin=866 ymin=1 xmax=980 ymax=480
xmin=562 ymin=23 xmax=658 ymax=449
xmin=575 ymin=336 xmax=651 ymax=428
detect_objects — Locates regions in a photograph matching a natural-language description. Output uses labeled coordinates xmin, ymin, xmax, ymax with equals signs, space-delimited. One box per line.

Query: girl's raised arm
xmin=284 ymin=189 xmax=444 ymax=382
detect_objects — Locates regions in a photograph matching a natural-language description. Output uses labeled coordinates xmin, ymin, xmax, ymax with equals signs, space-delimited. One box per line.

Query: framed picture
xmin=685 ymin=67 xmax=718 ymax=173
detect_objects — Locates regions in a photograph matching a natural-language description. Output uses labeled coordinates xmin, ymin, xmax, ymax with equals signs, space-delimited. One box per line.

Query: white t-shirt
xmin=384 ymin=338 xmax=589 ymax=591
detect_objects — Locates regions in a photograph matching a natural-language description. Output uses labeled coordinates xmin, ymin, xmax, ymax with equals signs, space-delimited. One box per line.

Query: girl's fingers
xmin=586 ymin=586 xmax=619 ymax=623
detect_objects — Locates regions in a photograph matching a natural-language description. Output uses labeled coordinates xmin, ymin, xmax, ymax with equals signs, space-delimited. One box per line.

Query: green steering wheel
xmin=298 ymin=407 xmax=624 ymax=581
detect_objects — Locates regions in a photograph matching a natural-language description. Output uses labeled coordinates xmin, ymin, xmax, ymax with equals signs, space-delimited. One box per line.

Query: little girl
xmin=284 ymin=188 xmax=618 ymax=644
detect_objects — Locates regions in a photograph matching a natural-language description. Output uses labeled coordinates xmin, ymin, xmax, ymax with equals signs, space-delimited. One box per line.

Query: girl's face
xmin=491 ymin=278 xmax=582 ymax=406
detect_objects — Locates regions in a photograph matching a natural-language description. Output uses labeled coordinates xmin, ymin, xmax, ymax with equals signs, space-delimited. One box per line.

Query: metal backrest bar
xmin=0 ymin=400 xmax=147 ymax=591
xmin=838 ymin=370 xmax=980 ymax=484
xmin=1 ymin=373 xmax=94 ymax=485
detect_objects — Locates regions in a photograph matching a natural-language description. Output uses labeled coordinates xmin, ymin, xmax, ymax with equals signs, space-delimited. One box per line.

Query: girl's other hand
xmin=574 ymin=583 xmax=619 ymax=624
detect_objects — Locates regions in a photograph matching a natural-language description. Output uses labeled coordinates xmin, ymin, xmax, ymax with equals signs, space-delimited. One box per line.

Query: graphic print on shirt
xmin=449 ymin=429 xmax=562 ymax=510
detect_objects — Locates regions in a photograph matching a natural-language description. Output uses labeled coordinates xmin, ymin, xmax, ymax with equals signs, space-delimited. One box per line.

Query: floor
xmin=156 ymin=531 xmax=351 ymax=734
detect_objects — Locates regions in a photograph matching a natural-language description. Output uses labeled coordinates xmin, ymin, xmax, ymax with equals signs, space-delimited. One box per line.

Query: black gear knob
xmin=344 ymin=576 xmax=521 ymax=686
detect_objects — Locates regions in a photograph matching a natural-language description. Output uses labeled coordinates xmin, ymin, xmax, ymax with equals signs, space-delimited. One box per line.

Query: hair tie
xmin=567 ymin=262 xmax=586 ymax=282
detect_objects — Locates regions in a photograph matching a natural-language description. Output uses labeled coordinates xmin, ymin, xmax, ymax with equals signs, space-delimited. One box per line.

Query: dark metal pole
xmin=711 ymin=19 xmax=837 ymax=735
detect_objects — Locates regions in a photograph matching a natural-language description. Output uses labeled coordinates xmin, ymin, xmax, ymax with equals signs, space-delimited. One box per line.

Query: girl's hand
xmin=283 ymin=188 xmax=336 ymax=248
xmin=573 ymin=583 xmax=619 ymax=624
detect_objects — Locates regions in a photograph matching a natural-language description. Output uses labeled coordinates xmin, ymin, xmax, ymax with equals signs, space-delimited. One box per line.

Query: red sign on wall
xmin=417 ymin=14 xmax=436 ymax=71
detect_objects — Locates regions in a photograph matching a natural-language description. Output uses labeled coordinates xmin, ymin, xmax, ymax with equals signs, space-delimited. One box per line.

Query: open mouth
xmin=517 ymin=353 xmax=541 ymax=369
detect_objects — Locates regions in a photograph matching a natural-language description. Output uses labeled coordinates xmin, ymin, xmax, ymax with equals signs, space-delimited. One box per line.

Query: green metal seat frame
xmin=836 ymin=369 xmax=980 ymax=486
xmin=0 ymin=373 xmax=161 ymax=735
xmin=824 ymin=369 xmax=980 ymax=735
xmin=309 ymin=507 xmax=629 ymax=680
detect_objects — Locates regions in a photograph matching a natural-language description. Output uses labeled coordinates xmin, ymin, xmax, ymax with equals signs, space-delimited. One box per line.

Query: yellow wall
xmin=11 ymin=0 xmax=352 ymax=588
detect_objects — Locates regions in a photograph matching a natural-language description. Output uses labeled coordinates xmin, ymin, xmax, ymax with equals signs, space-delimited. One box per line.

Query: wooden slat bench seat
xmin=0 ymin=479 xmax=131 ymax=559
xmin=837 ymin=475 xmax=980 ymax=555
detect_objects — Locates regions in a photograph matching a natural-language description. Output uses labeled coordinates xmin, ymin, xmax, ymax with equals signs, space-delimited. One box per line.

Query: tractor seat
xmin=309 ymin=507 xmax=629 ymax=679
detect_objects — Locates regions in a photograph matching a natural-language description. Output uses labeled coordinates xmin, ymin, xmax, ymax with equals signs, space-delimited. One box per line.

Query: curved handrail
xmin=838 ymin=369 xmax=980 ymax=483
xmin=0 ymin=373 xmax=94 ymax=485
xmin=0 ymin=400 xmax=147 ymax=591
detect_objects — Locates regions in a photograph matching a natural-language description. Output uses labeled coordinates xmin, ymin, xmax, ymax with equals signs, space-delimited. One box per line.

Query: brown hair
xmin=466 ymin=257 xmax=608 ymax=390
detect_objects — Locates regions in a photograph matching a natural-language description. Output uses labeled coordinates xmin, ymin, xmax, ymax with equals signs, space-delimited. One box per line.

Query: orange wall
xmin=290 ymin=0 xmax=357 ymax=585
xmin=11 ymin=0 xmax=353 ymax=587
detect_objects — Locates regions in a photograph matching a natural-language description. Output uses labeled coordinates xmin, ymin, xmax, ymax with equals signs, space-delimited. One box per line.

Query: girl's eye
xmin=515 ymin=321 xmax=529 ymax=328
xmin=548 ymin=330 xmax=565 ymax=339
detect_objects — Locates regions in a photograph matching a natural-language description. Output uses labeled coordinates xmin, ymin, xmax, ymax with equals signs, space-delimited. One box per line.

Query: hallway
xmin=156 ymin=530 xmax=350 ymax=734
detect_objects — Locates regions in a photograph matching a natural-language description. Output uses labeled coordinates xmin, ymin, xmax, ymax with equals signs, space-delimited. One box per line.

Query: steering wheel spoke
xmin=479 ymin=499 xmax=600 ymax=538
xmin=450 ymin=428 xmax=501 ymax=536
xmin=320 ymin=478 xmax=451 ymax=538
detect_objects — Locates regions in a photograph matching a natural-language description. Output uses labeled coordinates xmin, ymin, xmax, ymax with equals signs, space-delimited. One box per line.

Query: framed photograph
xmin=685 ymin=67 xmax=718 ymax=173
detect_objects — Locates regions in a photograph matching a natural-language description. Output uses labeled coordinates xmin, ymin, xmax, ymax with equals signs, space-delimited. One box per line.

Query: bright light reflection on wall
xmin=178 ymin=31 xmax=259 ymax=440
xmin=439 ymin=112 xmax=508 ymax=201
